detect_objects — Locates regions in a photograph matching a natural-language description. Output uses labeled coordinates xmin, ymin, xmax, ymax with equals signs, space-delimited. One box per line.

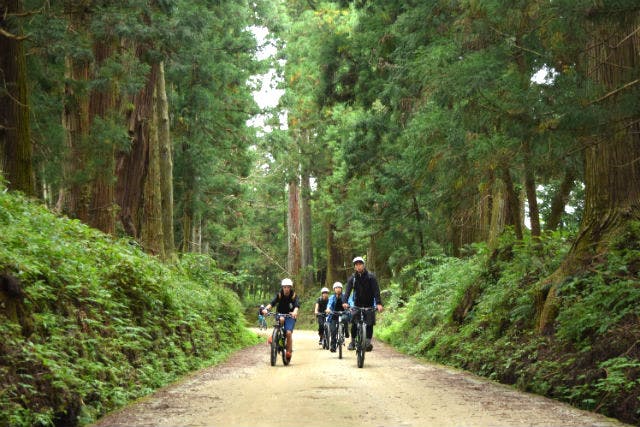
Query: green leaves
xmin=0 ymin=189 xmax=257 ymax=426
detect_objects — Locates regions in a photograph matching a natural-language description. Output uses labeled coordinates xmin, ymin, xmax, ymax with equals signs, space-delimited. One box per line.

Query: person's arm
xmin=326 ymin=295 xmax=334 ymax=314
xmin=291 ymin=295 xmax=300 ymax=319
xmin=371 ymin=274 xmax=383 ymax=312
xmin=263 ymin=293 xmax=278 ymax=314
xmin=342 ymin=277 xmax=353 ymax=308
xmin=314 ymin=301 xmax=319 ymax=315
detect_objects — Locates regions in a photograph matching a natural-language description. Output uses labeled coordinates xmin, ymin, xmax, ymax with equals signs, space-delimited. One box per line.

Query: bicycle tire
xmin=338 ymin=323 xmax=343 ymax=359
xmin=270 ymin=328 xmax=278 ymax=366
xmin=322 ymin=322 xmax=330 ymax=350
xmin=356 ymin=322 xmax=365 ymax=368
xmin=281 ymin=333 xmax=290 ymax=366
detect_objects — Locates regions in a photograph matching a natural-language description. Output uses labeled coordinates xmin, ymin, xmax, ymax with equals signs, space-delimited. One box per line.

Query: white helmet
xmin=352 ymin=256 xmax=365 ymax=265
xmin=281 ymin=278 xmax=293 ymax=287
xmin=320 ymin=287 xmax=329 ymax=294
xmin=332 ymin=281 xmax=343 ymax=289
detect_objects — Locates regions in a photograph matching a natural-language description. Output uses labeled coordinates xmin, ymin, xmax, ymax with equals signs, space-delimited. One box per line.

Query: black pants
xmin=351 ymin=309 xmax=375 ymax=339
xmin=317 ymin=315 xmax=326 ymax=336
xmin=330 ymin=315 xmax=349 ymax=349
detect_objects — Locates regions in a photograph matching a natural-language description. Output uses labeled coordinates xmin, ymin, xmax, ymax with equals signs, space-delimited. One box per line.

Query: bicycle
xmin=350 ymin=306 xmax=377 ymax=368
xmin=317 ymin=313 xmax=330 ymax=350
xmin=267 ymin=312 xmax=293 ymax=366
xmin=329 ymin=310 xmax=348 ymax=359
xmin=258 ymin=314 xmax=267 ymax=330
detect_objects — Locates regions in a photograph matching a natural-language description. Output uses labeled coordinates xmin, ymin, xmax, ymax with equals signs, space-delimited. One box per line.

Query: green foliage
xmin=0 ymin=190 xmax=257 ymax=427
xmin=379 ymin=227 xmax=640 ymax=424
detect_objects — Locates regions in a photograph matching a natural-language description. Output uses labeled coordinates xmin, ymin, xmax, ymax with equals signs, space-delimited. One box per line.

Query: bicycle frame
xmin=329 ymin=310 xmax=348 ymax=359
xmin=266 ymin=312 xmax=293 ymax=366
xmin=351 ymin=306 xmax=376 ymax=368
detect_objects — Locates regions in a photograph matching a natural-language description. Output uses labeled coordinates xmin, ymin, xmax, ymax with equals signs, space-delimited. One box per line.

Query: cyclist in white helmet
xmin=314 ymin=286 xmax=330 ymax=345
xmin=342 ymin=256 xmax=383 ymax=351
xmin=325 ymin=281 xmax=350 ymax=352
xmin=262 ymin=278 xmax=300 ymax=361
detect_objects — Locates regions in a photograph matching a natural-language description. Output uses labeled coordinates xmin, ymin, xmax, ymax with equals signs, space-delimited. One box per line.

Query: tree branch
xmin=589 ymin=78 xmax=640 ymax=105
xmin=0 ymin=27 xmax=28 ymax=41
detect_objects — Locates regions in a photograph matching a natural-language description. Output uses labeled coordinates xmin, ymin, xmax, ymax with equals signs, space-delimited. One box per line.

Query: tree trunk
xmin=0 ymin=0 xmax=33 ymax=197
xmin=325 ymin=221 xmax=343 ymax=286
xmin=300 ymin=172 xmax=314 ymax=288
xmin=116 ymin=58 xmax=159 ymax=240
xmin=523 ymin=141 xmax=541 ymax=239
xmin=140 ymin=66 xmax=165 ymax=258
xmin=157 ymin=61 xmax=174 ymax=258
xmin=488 ymin=174 xmax=510 ymax=249
xmin=87 ymin=40 xmax=117 ymax=234
xmin=545 ymin=169 xmax=575 ymax=232
xmin=60 ymin=23 xmax=91 ymax=221
xmin=412 ymin=196 xmax=425 ymax=257
xmin=537 ymin=15 xmax=640 ymax=334
xmin=502 ymin=165 xmax=523 ymax=240
xmin=287 ymin=178 xmax=302 ymax=292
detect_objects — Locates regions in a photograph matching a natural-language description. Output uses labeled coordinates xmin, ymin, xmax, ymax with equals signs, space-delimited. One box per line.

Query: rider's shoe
xmin=365 ymin=339 xmax=373 ymax=352
xmin=286 ymin=351 xmax=292 ymax=361
xmin=347 ymin=341 xmax=355 ymax=351
xmin=268 ymin=335 xmax=272 ymax=344
xmin=330 ymin=347 xmax=336 ymax=352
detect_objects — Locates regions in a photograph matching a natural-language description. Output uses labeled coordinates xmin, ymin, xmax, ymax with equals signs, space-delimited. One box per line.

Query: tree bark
xmin=325 ymin=221 xmax=342 ymax=286
xmin=0 ymin=0 xmax=33 ymax=197
xmin=300 ymin=172 xmax=314 ymax=288
xmin=287 ymin=178 xmax=302 ymax=292
xmin=502 ymin=165 xmax=523 ymax=240
xmin=157 ymin=61 xmax=174 ymax=258
xmin=537 ymin=14 xmax=640 ymax=334
xmin=523 ymin=141 xmax=541 ymax=239
xmin=545 ymin=169 xmax=575 ymax=232
xmin=116 ymin=58 xmax=159 ymax=240
xmin=140 ymin=66 xmax=165 ymax=258
xmin=87 ymin=40 xmax=117 ymax=234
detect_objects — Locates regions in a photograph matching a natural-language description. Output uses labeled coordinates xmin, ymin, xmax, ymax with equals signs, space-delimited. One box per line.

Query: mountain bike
xmin=258 ymin=314 xmax=267 ymax=330
xmin=351 ymin=306 xmax=377 ymax=368
xmin=267 ymin=313 xmax=293 ymax=366
xmin=329 ymin=310 xmax=348 ymax=359
xmin=317 ymin=313 xmax=330 ymax=349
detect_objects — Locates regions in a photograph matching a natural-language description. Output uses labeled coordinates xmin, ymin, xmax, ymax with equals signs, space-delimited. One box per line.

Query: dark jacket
xmin=342 ymin=269 xmax=382 ymax=308
xmin=269 ymin=290 xmax=300 ymax=314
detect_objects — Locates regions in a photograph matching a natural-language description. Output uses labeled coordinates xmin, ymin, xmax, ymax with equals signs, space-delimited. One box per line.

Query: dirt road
xmin=93 ymin=329 xmax=627 ymax=427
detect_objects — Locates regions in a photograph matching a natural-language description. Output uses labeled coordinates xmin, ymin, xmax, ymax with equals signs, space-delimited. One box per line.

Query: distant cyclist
xmin=257 ymin=304 xmax=267 ymax=329
xmin=342 ymin=256 xmax=383 ymax=351
xmin=314 ymin=287 xmax=330 ymax=345
xmin=262 ymin=278 xmax=300 ymax=362
xmin=325 ymin=281 xmax=349 ymax=352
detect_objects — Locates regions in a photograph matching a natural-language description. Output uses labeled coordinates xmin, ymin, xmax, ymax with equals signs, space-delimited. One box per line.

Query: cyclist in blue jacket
xmin=325 ymin=282 xmax=350 ymax=352
xmin=342 ymin=256 xmax=383 ymax=351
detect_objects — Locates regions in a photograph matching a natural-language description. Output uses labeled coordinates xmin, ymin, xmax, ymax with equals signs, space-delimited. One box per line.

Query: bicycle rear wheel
xmin=270 ymin=328 xmax=278 ymax=366
xmin=356 ymin=322 xmax=365 ymax=368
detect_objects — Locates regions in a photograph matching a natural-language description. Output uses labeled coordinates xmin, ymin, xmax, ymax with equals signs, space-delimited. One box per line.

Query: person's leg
xmin=365 ymin=311 xmax=375 ymax=351
xmin=348 ymin=311 xmax=359 ymax=350
xmin=284 ymin=317 xmax=296 ymax=358
xmin=317 ymin=316 xmax=324 ymax=343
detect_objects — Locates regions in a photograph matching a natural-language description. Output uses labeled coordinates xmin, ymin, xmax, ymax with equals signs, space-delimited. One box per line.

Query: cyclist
xmin=257 ymin=304 xmax=267 ymax=329
xmin=342 ymin=256 xmax=383 ymax=352
xmin=262 ymin=278 xmax=300 ymax=361
xmin=325 ymin=281 xmax=350 ymax=352
xmin=314 ymin=287 xmax=330 ymax=345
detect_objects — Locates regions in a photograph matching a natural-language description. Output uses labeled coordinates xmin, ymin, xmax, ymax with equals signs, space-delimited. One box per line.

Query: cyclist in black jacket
xmin=262 ymin=278 xmax=300 ymax=361
xmin=314 ymin=287 xmax=330 ymax=345
xmin=342 ymin=256 xmax=383 ymax=351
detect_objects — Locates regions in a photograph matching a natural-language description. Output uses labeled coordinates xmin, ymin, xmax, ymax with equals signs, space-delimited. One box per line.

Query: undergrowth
xmin=0 ymin=190 xmax=258 ymax=427
xmin=379 ymin=228 xmax=640 ymax=425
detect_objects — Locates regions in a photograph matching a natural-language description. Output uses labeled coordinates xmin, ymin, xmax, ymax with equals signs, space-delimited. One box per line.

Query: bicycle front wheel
xmin=338 ymin=324 xmax=343 ymax=359
xmin=281 ymin=334 xmax=290 ymax=366
xmin=270 ymin=328 xmax=278 ymax=366
xmin=356 ymin=322 xmax=365 ymax=368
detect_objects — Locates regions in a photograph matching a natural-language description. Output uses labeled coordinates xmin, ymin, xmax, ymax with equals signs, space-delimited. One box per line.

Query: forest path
xmin=92 ymin=329 xmax=627 ymax=427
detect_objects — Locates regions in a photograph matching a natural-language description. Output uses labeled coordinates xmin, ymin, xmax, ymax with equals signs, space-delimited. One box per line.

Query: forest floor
xmin=91 ymin=329 xmax=629 ymax=427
